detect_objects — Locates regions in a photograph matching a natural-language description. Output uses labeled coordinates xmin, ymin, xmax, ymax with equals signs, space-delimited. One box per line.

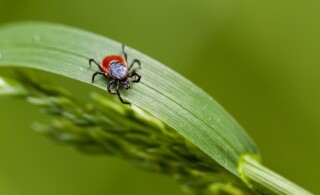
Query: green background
xmin=0 ymin=0 xmax=319 ymax=194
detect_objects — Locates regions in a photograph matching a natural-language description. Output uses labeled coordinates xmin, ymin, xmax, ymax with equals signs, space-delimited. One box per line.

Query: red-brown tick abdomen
xmin=102 ymin=55 xmax=127 ymax=76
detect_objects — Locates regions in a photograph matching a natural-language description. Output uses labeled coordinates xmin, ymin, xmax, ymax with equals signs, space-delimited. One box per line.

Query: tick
xmin=89 ymin=44 xmax=141 ymax=105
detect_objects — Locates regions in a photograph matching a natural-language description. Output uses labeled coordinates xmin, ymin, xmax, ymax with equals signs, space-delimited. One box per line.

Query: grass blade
xmin=0 ymin=22 xmax=258 ymax=175
xmin=0 ymin=22 xmax=311 ymax=194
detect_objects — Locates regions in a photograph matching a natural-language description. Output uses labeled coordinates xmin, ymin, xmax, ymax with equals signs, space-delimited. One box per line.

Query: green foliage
xmin=0 ymin=71 xmax=252 ymax=194
xmin=0 ymin=22 xmax=258 ymax=174
xmin=0 ymin=22 xmax=312 ymax=194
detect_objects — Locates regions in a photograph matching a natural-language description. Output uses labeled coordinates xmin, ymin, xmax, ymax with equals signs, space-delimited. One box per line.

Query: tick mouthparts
xmin=124 ymin=83 xmax=130 ymax=90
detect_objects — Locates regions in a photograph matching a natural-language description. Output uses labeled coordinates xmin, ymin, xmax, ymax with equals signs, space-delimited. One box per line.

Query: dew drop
xmin=0 ymin=53 xmax=2 ymax=59
xmin=33 ymin=34 xmax=41 ymax=42
xmin=79 ymin=67 xmax=83 ymax=71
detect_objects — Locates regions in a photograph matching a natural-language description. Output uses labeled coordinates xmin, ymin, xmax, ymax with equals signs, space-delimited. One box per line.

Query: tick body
xmin=89 ymin=45 xmax=141 ymax=105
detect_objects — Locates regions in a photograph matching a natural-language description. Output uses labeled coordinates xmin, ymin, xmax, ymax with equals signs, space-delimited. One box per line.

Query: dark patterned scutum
xmin=110 ymin=62 xmax=128 ymax=79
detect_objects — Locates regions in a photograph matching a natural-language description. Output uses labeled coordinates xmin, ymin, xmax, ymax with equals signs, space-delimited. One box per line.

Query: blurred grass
xmin=0 ymin=0 xmax=319 ymax=194
xmin=0 ymin=74 xmax=186 ymax=195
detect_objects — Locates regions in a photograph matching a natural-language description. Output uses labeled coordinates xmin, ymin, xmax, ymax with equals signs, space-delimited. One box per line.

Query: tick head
xmin=121 ymin=78 xmax=130 ymax=90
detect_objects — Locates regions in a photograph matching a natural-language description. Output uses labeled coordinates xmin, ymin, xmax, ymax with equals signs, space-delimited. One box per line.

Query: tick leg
xmin=122 ymin=44 xmax=128 ymax=62
xmin=107 ymin=80 xmax=117 ymax=95
xmin=129 ymin=59 xmax=141 ymax=70
xmin=92 ymin=71 xmax=105 ymax=83
xmin=116 ymin=81 xmax=131 ymax=105
xmin=89 ymin=59 xmax=103 ymax=71
xmin=129 ymin=70 xmax=141 ymax=83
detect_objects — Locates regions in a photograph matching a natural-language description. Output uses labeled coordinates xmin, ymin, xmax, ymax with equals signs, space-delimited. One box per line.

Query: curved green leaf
xmin=1 ymin=22 xmax=311 ymax=194
xmin=0 ymin=22 xmax=258 ymax=176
